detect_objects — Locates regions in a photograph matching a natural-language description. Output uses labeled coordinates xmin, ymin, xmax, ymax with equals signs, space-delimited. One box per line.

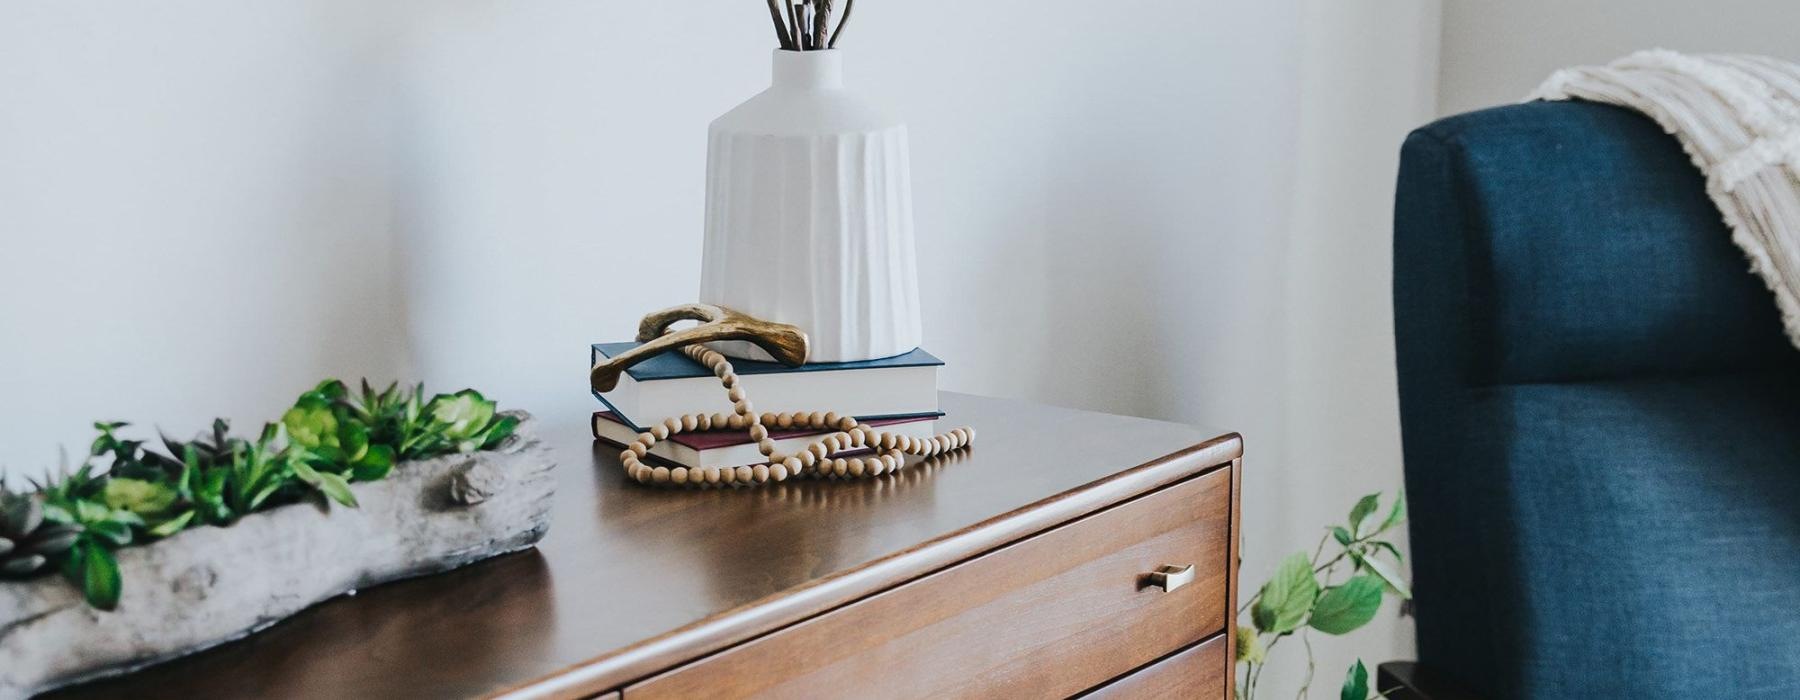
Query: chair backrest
xmin=1393 ymin=100 xmax=1799 ymax=697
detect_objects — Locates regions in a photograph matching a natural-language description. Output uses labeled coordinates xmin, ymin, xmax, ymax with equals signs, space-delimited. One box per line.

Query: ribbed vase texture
xmin=699 ymin=50 xmax=922 ymax=363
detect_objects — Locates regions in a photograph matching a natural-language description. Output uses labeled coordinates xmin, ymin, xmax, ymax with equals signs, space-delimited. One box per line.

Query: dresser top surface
xmin=48 ymin=392 xmax=1239 ymax=700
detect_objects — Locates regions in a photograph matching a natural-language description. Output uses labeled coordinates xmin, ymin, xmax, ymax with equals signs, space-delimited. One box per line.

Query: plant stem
xmin=1295 ymin=630 xmax=1315 ymax=700
xmin=828 ymin=0 xmax=854 ymax=48
xmin=765 ymin=0 xmax=794 ymax=49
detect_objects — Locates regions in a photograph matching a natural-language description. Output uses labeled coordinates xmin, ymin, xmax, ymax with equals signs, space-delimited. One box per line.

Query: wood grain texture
xmin=45 ymin=393 xmax=1240 ymax=700
xmin=1082 ymin=635 xmax=1229 ymax=700
xmin=1225 ymin=457 xmax=1243 ymax=699
xmin=628 ymin=469 xmax=1231 ymax=699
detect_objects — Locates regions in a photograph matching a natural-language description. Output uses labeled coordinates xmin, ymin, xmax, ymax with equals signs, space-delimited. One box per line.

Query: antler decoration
xmin=589 ymin=304 xmax=809 ymax=393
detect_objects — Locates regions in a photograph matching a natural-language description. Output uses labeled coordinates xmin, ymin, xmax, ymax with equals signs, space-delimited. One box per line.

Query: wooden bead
xmin=622 ymin=348 xmax=975 ymax=488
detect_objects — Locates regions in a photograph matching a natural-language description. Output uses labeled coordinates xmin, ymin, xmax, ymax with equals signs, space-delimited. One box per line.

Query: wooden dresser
xmin=47 ymin=393 xmax=1243 ymax=700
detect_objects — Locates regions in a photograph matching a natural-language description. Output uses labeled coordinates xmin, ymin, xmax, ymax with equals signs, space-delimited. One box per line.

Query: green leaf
xmin=478 ymin=414 xmax=522 ymax=450
xmin=314 ymin=472 xmax=358 ymax=508
xmin=282 ymin=404 xmax=339 ymax=450
xmin=1331 ymin=526 xmax=1353 ymax=546
xmin=1251 ymin=552 xmax=1319 ymax=634
xmin=1341 ymin=659 xmax=1369 ymax=700
xmin=351 ymin=445 xmax=394 ymax=482
xmin=1348 ymin=493 xmax=1381 ymax=537
xmin=101 ymin=478 xmax=178 ymax=517
xmin=1370 ymin=540 xmax=1405 ymax=565
xmin=82 ymin=544 xmax=122 ymax=610
xmin=341 ymin=421 xmax=370 ymax=463
xmin=1351 ymin=550 xmax=1412 ymax=600
xmin=246 ymin=481 xmax=284 ymax=512
xmin=1376 ymin=491 xmax=1407 ymax=535
xmin=74 ymin=499 xmax=110 ymax=523
xmin=290 ymin=460 xmax=322 ymax=484
xmin=147 ymin=510 xmax=196 ymax=538
xmin=1309 ymin=574 xmax=1385 ymax=635
xmin=85 ymin=519 xmax=134 ymax=547
xmin=429 ymin=390 xmax=495 ymax=441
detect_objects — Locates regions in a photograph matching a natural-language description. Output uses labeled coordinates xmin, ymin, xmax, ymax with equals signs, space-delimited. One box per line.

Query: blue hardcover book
xmin=590 ymin=343 xmax=942 ymax=429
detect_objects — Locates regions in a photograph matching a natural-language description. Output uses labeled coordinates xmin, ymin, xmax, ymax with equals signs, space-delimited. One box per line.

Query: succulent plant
xmin=3 ymin=377 xmax=518 ymax=610
xmin=0 ymin=485 xmax=81 ymax=579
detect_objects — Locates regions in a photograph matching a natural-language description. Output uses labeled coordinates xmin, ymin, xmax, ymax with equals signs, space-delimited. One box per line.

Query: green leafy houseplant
xmin=1238 ymin=492 xmax=1410 ymax=700
xmin=2 ymin=379 xmax=519 ymax=610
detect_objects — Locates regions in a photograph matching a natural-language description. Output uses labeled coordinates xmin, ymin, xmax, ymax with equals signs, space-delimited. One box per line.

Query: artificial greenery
xmin=1 ymin=380 xmax=517 ymax=610
xmin=1237 ymin=492 xmax=1410 ymax=700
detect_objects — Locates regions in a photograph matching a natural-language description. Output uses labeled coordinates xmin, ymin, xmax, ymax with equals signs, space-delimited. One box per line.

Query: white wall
xmin=1 ymin=1 xmax=1441 ymax=690
xmin=1439 ymin=0 xmax=1800 ymax=115
xmin=0 ymin=2 xmax=412 ymax=477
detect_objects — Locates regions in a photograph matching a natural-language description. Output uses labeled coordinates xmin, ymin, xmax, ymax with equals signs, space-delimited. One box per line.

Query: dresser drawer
xmin=626 ymin=466 xmax=1233 ymax=699
xmin=1082 ymin=635 xmax=1229 ymax=699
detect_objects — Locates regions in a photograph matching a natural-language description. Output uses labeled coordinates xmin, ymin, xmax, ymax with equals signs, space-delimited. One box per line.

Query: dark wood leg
xmin=1377 ymin=662 xmax=1484 ymax=700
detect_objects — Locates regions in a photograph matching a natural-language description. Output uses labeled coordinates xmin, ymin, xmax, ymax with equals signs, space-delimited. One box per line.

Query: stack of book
xmin=590 ymin=342 xmax=943 ymax=471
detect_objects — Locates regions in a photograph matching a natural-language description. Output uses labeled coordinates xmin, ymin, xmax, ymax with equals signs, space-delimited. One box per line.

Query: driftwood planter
xmin=0 ymin=413 xmax=557 ymax=700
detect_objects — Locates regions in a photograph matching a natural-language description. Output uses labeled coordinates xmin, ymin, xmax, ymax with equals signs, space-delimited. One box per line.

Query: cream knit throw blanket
xmin=1532 ymin=50 xmax=1800 ymax=349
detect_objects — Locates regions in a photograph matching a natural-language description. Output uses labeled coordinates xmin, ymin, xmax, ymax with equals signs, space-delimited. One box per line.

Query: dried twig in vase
xmin=765 ymin=0 xmax=794 ymax=49
xmin=828 ymin=0 xmax=854 ymax=48
xmin=814 ymin=0 xmax=833 ymax=48
xmin=788 ymin=1 xmax=805 ymax=50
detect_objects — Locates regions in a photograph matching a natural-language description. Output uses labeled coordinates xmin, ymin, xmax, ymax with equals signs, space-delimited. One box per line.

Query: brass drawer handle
xmin=1147 ymin=564 xmax=1196 ymax=592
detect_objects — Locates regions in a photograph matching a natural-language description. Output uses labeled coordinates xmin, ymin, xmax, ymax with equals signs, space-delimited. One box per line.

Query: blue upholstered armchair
xmin=1390 ymin=101 xmax=1800 ymax=698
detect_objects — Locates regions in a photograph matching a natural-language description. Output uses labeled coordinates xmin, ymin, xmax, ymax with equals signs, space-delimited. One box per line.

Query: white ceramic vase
xmin=699 ymin=49 xmax=922 ymax=364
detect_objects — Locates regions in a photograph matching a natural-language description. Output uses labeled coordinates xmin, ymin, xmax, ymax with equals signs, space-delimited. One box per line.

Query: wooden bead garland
xmin=620 ymin=343 xmax=975 ymax=488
